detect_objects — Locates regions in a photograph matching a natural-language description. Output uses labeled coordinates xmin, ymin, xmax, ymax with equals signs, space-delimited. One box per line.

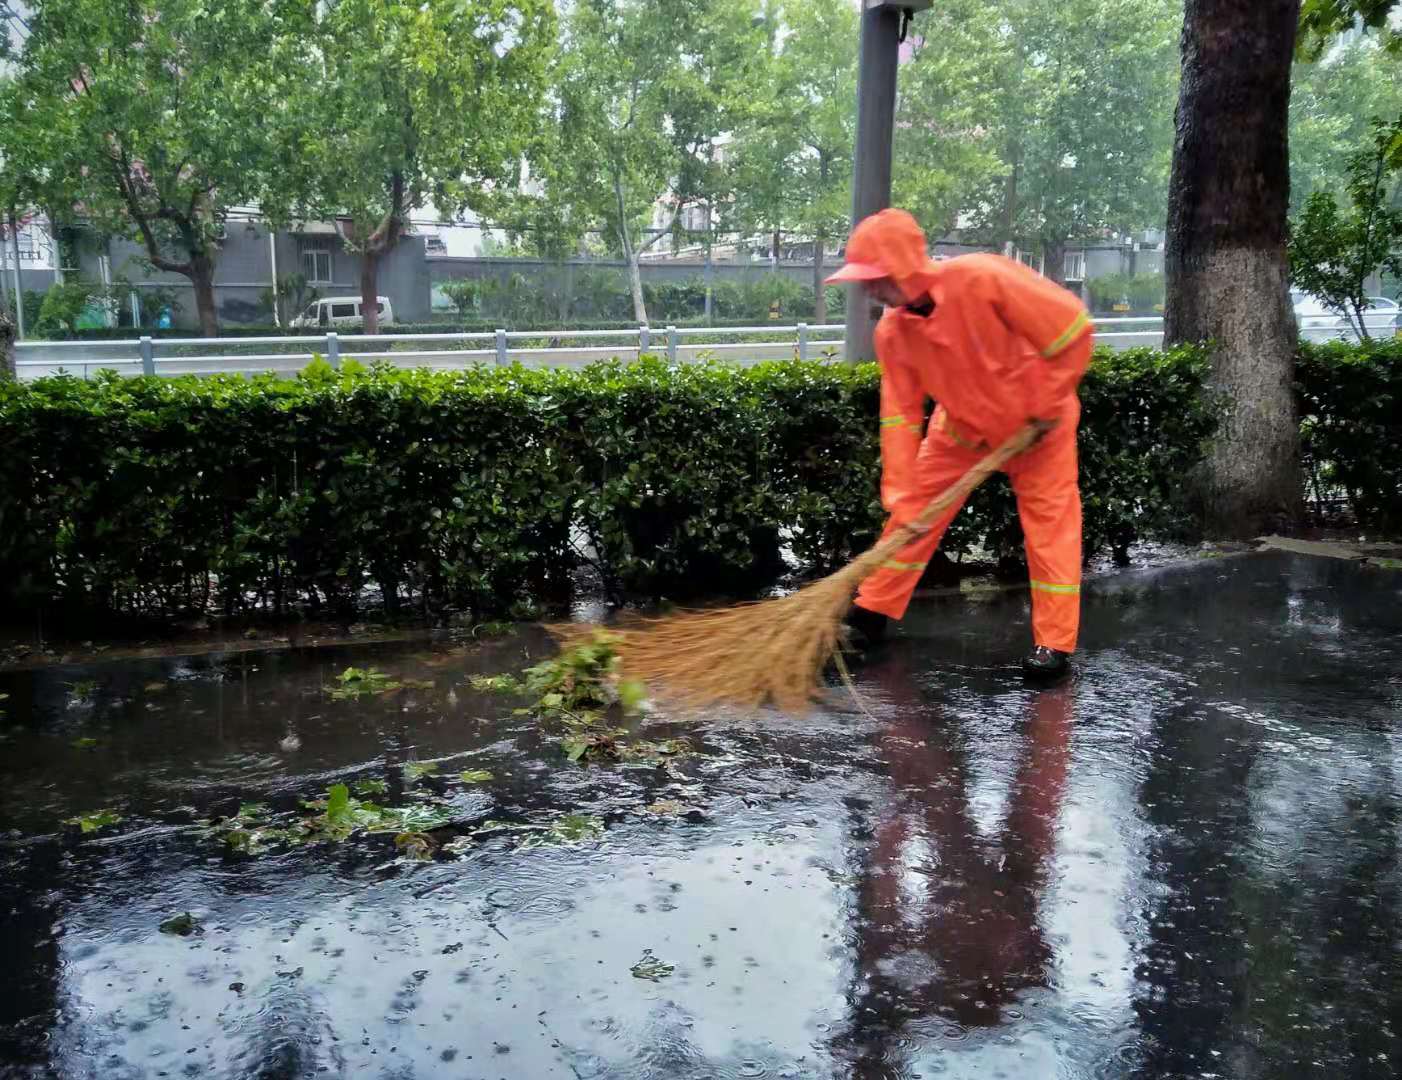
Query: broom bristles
xmin=553 ymin=424 xmax=1039 ymax=712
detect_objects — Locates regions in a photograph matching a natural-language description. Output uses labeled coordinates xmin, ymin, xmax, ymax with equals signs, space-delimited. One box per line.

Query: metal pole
xmin=494 ymin=328 xmax=507 ymax=366
xmin=0 ymin=236 xmax=10 ymax=318
xmin=269 ymin=227 xmax=281 ymax=327
xmin=666 ymin=325 xmax=678 ymax=364
xmin=50 ymin=216 xmax=65 ymax=286
xmin=797 ymin=322 xmax=809 ymax=362
xmin=8 ymin=214 xmax=25 ymax=339
xmin=139 ymin=335 xmax=155 ymax=376
xmin=704 ymin=205 xmax=714 ymax=325
xmin=326 ymin=331 xmax=340 ymax=369
xmin=843 ymin=1 xmax=901 ymax=364
xmin=98 ymin=251 xmax=113 ymax=328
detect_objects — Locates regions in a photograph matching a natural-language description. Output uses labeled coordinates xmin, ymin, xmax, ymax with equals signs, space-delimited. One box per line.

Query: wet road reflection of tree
xmin=837 ymin=656 xmax=1073 ymax=1077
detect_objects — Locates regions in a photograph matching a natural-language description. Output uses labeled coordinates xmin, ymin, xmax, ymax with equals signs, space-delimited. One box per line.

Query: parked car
xmin=290 ymin=296 xmax=395 ymax=329
xmin=1337 ymin=296 xmax=1401 ymax=342
xmin=1291 ymin=290 xmax=1401 ymax=343
xmin=1292 ymin=290 xmax=1347 ymax=343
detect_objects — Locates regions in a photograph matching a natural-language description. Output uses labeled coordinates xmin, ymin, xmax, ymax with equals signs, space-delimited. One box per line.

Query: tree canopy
xmin=287 ymin=0 xmax=555 ymax=331
xmin=0 ymin=0 xmax=311 ymax=334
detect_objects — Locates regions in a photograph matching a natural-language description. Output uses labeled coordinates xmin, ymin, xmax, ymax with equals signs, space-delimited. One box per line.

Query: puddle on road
xmin=2 ymin=553 xmax=1401 ymax=1079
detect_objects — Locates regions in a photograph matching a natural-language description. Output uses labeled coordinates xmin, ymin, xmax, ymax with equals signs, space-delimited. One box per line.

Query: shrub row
xmin=0 ymin=347 xmax=1217 ymax=620
xmin=44 ymin=314 xmax=833 ymax=343
xmin=1296 ymin=337 xmax=1402 ymax=533
xmin=434 ymin=270 xmax=846 ymax=327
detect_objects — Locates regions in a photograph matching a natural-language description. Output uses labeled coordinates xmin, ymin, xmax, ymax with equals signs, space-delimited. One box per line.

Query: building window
xmin=301 ymin=237 xmax=333 ymax=283
xmin=1064 ymin=250 xmax=1086 ymax=281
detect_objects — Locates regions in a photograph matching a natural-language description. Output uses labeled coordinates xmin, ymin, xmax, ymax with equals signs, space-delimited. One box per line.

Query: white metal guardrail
xmin=14 ymin=317 xmax=1168 ymax=381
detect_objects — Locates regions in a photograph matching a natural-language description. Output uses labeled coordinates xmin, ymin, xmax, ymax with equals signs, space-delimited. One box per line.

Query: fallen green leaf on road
xmin=394 ymin=831 xmax=437 ymax=860
xmin=630 ymin=949 xmax=674 ymax=981
xmin=326 ymin=667 xmax=402 ymax=699
xmin=458 ymin=769 xmax=493 ymax=783
xmin=64 ymin=809 xmax=123 ymax=834
xmin=159 ymin=912 xmax=200 ymax=936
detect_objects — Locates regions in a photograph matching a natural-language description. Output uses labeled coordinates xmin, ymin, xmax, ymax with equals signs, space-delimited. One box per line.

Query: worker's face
xmin=863 ymin=277 xmax=907 ymax=309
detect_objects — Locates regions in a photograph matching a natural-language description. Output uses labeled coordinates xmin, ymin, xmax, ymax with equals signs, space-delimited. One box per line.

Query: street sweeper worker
xmin=827 ymin=208 xmax=1092 ymax=679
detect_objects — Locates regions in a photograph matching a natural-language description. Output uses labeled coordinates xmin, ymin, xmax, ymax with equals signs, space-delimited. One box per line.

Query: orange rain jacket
xmin=830 ymin=209 xmax=1093 ymax=652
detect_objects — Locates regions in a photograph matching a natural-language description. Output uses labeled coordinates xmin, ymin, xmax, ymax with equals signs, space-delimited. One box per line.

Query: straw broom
xmin=553 ymin=423 xmax=1041 ymax=712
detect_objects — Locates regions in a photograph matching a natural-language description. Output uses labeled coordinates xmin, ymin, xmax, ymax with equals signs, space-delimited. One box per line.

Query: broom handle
xmin=846 ymin=422 xmax=1043 ymax=581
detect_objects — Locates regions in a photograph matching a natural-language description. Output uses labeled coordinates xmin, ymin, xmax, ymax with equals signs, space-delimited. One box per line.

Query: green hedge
xmin=1297 ymin=338 xmax=1402 ymax=532
xmin=0 ymin=347 xmax=1215 ymax=619
xmin=1086 ymin=272 xmax=1166 ymax=315
xmin=45 ymin=314 xmax=835 ymax=343
xmin=433 ymin=270 xmax=847 ymax=327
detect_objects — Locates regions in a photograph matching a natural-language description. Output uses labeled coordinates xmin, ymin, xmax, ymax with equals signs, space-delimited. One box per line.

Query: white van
xmin=290 ymin=296 xmax=395 ymax=329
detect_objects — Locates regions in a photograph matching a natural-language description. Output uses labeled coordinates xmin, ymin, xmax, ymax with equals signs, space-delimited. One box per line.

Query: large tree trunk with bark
xmin=360 ymin=250 xmax=382 ymax=335
xmin=813 ymin=227 xmax=827 ymax=326
xmin=189 ymin=255 xmax=219 ymax=338
xmin=0 ymin=309 xmax=14 ymax=381
xmin=1164 ymin=0 xmax=1304 ymax=538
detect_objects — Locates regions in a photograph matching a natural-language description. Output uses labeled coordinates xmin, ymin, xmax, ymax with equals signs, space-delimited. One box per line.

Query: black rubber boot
xmin=842 ymin=605 xmax=889 ymax=650
xmin=1022 ymin=645 xmax=1071 ymax=681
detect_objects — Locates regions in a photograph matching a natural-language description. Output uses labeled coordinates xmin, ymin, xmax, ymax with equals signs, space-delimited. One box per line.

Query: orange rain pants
xmin=853 ymin=376 xmax=1086 ymax=653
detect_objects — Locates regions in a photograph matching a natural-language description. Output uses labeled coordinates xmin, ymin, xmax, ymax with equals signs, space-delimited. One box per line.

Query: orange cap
xmin=824 ymin=260 xmax=890 ymax=284
xmin=825 ymin=209 xmax=936 ymax=300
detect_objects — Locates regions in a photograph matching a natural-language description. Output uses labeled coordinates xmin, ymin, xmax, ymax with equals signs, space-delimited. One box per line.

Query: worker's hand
xmin=1028 ymin=416 xmax=1060 ymax=443
xmin=885 ymin=507 xmax=930 ymax=538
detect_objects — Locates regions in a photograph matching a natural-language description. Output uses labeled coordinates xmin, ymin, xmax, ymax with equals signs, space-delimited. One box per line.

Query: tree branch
xmin=638 ymin=199 xmax=682 ymax=253
xmin=106 ymin=143 xmax=191 ymax=276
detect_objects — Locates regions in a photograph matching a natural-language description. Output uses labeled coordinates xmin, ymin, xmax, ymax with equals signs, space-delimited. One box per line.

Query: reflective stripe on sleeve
xmin=1041 ymin=311 xmax=1091 ymax=358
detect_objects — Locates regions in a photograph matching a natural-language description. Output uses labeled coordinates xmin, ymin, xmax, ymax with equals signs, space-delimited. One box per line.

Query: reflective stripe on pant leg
xmin=1006 ymin=414 xmax=1082 ymax=653
xmin=856 ymin=437 xmax=981 ymax=621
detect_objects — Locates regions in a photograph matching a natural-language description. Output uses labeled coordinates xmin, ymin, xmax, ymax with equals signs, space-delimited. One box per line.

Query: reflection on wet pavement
xmin=1 ymin=552 xmax=1400 ymax=1078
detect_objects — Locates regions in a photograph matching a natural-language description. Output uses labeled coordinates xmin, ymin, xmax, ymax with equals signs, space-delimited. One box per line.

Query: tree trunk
xmin=612 ymin=174 xmax=649 ymax=324
xmin=0 ymin=309 xmax=14 ymax=381
xmin=356 ymin=173 xmax=405 ymax=336
xmin=556 ymin=260 xmax=570 ymax=324
xmin=1164 ymin=0 xmax=1304 ymax=538
xmin=190 ymin=256 xmax=220 ymax=338
xmin=1043 ymin=236 xmax=1067 ymax=286
xmin=999 ymin=155 xmax=1020 ymax=253
xmin=361 ymin=250 xmax=382 ymax=335
xmin=813 ymin=227 xmax=827 ymax=325
xmin=626 ymin=250 xmax=647 ymax=325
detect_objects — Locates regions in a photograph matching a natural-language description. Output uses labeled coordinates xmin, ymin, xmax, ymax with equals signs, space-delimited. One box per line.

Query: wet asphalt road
xmin=1 ymin=551 xmax=1400 ymax=1079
